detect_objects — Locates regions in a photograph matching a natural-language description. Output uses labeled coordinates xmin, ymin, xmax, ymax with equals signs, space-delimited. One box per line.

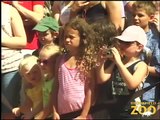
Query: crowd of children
xmin=1 ymin=1 xmax=160 ymax=119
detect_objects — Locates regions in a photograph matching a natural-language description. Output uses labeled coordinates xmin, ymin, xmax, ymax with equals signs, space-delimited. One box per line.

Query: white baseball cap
xmin=115 ymin=25 xmax=147 ymax=46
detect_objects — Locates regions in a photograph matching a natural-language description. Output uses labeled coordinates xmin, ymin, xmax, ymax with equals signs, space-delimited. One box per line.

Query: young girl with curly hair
xmin=52 ymin=17 xmax=96 ymax=119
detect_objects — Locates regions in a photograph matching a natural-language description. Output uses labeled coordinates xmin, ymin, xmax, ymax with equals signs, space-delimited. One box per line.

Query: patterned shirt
xmin=57 ymin=54 xmax=86 ymax=114
xmin=141 ymin=25 xmax=160 ymax=102
xmin=1 ymin=3 xmax=23 ymax=73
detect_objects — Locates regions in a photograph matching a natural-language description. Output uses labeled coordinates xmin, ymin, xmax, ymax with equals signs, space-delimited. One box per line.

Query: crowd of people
xmin=1 ymin=1 xmax=160 ymax=119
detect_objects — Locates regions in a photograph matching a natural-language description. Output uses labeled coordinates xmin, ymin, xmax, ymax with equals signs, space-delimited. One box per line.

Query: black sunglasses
xmin=37 ymin=59 xmax=49 ymax=65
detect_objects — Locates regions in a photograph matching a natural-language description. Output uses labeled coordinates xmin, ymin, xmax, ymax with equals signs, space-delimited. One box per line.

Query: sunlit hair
xmin=132 ymin=1 xmax=157 ymax=16
xmin=40 ymin=44 xmax=61 ymax=57
xmin=61 ymin=17 xmax=96 ymax=76
xmin=19 ymin=55 xmax=39 ymax=77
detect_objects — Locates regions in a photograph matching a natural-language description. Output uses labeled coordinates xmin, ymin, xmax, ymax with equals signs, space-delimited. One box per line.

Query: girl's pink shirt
xmin=57 ymin=54 xmax=86 ymax=114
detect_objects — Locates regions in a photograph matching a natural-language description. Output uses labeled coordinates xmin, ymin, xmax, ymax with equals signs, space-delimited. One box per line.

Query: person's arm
xmin=12 ymin=94 xmax=32 ymax=116
xmin=150 ymin=11 xmax=160 ymax=32
xmin=11 ymin=1 xmax=44 ymax=24
xmin=51 ymin=1 xmax=61 ymax=22
xmin=70 ymin=1 xmax=89 ymax=19
xmin=105 ymin=1 xmax=124 ymax=31
xmin=35 ymin=104 xmax=52 ymax=119
xmin=112 ymin=47 xmax=148 ymax=90
xmin=96 ymin=61 xmax=115 ymax=84
xmin=2 ymin=6 xmax=26 ymax=48
xmin=148 ymin=66 xmax=160 ymax=77
xmin=52 ymin=56 xmax=61 ymax=119
xmin=148 ymin=43 xmax=160 ymax=77
xmin=22 ymin=100 xmax=43 ymax=119
xmin=96 ymin=47 xmax=115 ymax=84
xmin=75 ymin=70 xmax=95 ymax=119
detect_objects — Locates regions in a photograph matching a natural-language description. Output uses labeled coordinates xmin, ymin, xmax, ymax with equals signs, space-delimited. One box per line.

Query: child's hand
xmin=111 ymin=47 xmax=122 ymax=64
xmin=149 ymin=11 xmax=160 ymax=32
xmin=96 ymin=46 xmax=113 ymax=66
xmin=53 ymin=112 xmax=60 ymax=120
xmin=12 ymin=107 xmax=21 ymax=117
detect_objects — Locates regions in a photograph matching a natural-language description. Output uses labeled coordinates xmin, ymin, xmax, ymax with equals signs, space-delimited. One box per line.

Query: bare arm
xmin=76 ymin=70 xmax=95 ymax=119
xmin=148 ymin=66 xmax=160 ymax=77
xmin=52 ymin=1 xmax=75 ymax=25
xmin=96 ymin=47 xmax=115 ymax=84
xmin=2 ymin=6 xmax=26 ymax=48
xmin=96 ymin=61 xmax=115 ymax=84
xmin=19 ymin=95 xmax=33 ymax=114
xmin=105 ymin=1 xmax=124 ymax=31
xmin=112 ymin=47 xmax=148 ymax=90
xmin=12 ymin=1 xmax=44 ymax=24
xmin=51 ymin=1 xmax=61 ymax=22
xmin=24 ymin=100 xmax=43 ymax=119
xmin=117 ymin=61 xmax=148 ymax=89
xmin=52 ymin=56 xmax=61 ymax=119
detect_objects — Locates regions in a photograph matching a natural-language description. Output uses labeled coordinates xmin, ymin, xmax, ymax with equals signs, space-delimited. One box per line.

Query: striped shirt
xmin=57 ymin=54 xmax=86 ymax=114
xmin=1 ymin=4 xmax=23 ymax=73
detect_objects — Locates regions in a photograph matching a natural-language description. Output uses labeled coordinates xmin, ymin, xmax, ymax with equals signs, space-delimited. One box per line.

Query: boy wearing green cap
xmin=32 ymin=16 xmax=60 ymax=56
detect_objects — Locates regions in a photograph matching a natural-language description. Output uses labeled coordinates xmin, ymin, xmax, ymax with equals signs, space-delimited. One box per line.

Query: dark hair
xmin=62 ymin=17 xmax=96 ymax=74
xmin=91 ymin=19 xmax=119 ymax=60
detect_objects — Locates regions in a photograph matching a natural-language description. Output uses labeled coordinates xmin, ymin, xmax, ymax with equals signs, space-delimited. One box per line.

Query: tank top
xmin=57 ymin=54 xmax=86 ymax=114
xmin=1 ymin=3 xmax=23 ymax=73
xmin=78 ymin=3 xmax=109 ymax=24
xmin=110 ymin=60 xmax=145 ymax=118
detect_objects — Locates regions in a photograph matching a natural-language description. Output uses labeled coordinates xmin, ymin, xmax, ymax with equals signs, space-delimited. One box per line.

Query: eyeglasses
xmin=37 ymin=59 xmax=49 ymax=65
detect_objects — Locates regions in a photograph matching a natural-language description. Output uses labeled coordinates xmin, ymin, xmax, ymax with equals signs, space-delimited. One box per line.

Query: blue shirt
xmin=141 ymin=25 xmax=160 ymax=102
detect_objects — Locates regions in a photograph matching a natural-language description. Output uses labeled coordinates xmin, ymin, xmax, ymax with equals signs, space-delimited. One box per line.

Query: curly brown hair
xmin=91 ymin=19 xmax=119 ymax=66
xmin=60 ymin=17 xmax=96 ymax=77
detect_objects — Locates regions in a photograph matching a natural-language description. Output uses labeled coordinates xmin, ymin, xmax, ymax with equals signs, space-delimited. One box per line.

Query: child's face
xmin=64 ymin=27 xmax=81 ymax=51
xmin=118 ymin=41 xmax=143 ymax=57
xmin=22 ymin=64 xmax=42 ymax=85
xmin=132 ymin=9 xmax=151 ymax=30
xmin=38 ymin=30 xmax=55 ymax=46
xmin=38 ymin=52 xmax=57 ymax=74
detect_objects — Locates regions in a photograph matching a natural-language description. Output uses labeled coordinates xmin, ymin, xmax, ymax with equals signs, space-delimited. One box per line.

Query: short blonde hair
xmin=19 ymin=55 xmax=38 ymax=76
xmin=40 ymin=44 xmax=61 ymax=56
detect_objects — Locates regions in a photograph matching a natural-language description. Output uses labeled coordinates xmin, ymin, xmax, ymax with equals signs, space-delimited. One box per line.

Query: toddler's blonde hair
xmin=40 ymin=44 xmax=61 ymax=56
xmin=19 ymin=55 xmax=39 ymax=76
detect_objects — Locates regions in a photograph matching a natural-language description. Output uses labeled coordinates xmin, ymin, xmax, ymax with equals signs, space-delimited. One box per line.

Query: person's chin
xmin=134 ymin=22 xmax=140 ymax=26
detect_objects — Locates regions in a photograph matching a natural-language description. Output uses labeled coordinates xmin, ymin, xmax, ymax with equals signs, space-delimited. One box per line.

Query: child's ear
xmin=53 ymin=32 xmax=59 ymax=38
xmin=137 ymin=44 xmax=144 ymax=52
xmin=149 ymin=14 xmax=155 ymax=22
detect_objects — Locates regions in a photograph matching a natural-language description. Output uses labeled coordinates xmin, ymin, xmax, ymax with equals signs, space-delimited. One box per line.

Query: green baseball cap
xmin=33 ymin=16 xmax=59 ymax=32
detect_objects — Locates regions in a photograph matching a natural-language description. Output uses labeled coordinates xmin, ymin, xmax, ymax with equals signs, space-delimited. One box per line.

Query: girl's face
xmin=118 ymin=41 xmax=142 ymax=57
xmin=64 ymin=27 xmax=81 ymax=51
xmin=22 ymin=64 xmax=42 ymax=85
xmin=132 ymin=9 xmax=151 ymax=31
xmin=38 ymin=51 xmax=56 ymax=74
xmin=38 ymin=30 xmax=55 ymax=46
